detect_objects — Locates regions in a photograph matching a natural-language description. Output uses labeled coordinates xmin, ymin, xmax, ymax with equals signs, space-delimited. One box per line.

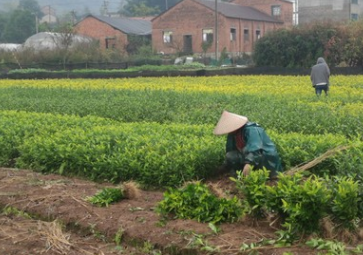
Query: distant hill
xmin=36 ymin=0 xmax=120 ymax=15
xmin=0 ymin=0 xmax=120 ymax=16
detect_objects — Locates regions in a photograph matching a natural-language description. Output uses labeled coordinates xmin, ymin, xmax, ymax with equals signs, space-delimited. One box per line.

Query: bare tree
xmin=165 ymin=36 xmax=184 ymax=56
xmin=201 ymin=41 xmax=212 ymax=64
xmin=52 ymin=23 xmax=76 ymax=69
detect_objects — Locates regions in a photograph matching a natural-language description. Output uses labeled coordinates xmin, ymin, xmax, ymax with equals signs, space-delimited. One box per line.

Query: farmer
xmin=213 ymin=110 xmax=282 ymax=178
xmin=311 ymin=57 xmax=330 ymax=97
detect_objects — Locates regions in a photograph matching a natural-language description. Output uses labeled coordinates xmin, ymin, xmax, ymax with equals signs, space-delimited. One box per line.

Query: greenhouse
xmin=0 ymin=43 xmax=22 ymax=51
xmin=23 ymin=32 xmax=93 ymax=51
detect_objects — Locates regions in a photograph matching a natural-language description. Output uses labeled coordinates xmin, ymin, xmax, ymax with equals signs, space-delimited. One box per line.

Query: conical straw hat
xmin=213 ymin=110 xmax=248 ymax=135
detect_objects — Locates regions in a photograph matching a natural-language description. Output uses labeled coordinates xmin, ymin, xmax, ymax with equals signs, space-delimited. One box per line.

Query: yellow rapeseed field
xmin=1 ymin=75 xmax=362 ymax=96
xmin=1 ymin=75 xmax=363 ymax=116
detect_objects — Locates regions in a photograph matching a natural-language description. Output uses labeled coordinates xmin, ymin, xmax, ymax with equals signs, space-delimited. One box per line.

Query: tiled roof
xmin=88 ymin=15 xmax=152 ymax=35
xmin=196 ymin=0 xmax=282 ymax=23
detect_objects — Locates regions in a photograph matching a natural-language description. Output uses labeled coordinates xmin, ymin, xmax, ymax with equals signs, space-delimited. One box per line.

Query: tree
xmin=119 ymin=0 xmax=181 ymax=16
xmin=18 ymin=0 xmax=42 ymax=18
xmin=126 ymin=35 xmax=151 ymax=55
xmin=253 ymin=21 xmax=345 ymax=68
xmin=52 ymin=22 xmax=77 ymax=69
xmin=1 ymin=9 xmax=36 ymax=43
xmin=0 ymin=1 xmax=18 ymax=12
xmin=0 ymin=0 xmax=41 ymax=43
xmin=0 ymin=12 xmax=9 ymax=42
xmin=80 ymin=6 xmax=92 ymax=17
xmin=342 ymin=20 xmax=363 ymax=67
xmin=120 ymin=1 xmax=160 ymax=16
xmin=144 ymin=0 xmax=181 ymax=12
xmin=201 ymin=41 xmax=212 ymax=64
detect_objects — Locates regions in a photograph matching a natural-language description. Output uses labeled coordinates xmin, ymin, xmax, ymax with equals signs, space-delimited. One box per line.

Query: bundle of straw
xmin=284 ymin=145 xmax=350 ymax=176
xmin=38 ymin=220 xmax=71 ymax=254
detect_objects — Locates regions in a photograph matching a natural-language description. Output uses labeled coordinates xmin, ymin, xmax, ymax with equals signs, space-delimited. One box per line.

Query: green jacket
xmin=226 ymin=122 xmax=282 ymax=173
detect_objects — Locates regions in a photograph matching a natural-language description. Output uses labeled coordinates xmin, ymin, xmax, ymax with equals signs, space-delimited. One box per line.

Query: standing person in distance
xmin=311 ymin=57 xmax=330 ymax=97
xmin=213 ymin=110 xmax=283 ymax=179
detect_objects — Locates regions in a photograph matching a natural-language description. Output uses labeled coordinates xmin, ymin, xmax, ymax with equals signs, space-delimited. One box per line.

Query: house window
xmin=271 ymin=5 xmax=281 ymax=16
xmin=230 ymin=28 xmax=236 ymax=41
xmin=352 ymin=0 xmax=358 ymax=4
xmin=105 ymin=37 xmax=116 ymax=49
xmin=163 ymin=31 xmax=173 ymax=44
xmin=351 ymin=13 xmax=359 ymax=20
xmin=243 ymin=29 xmax=249 ymax=42
xmin=255 ymin=30 xmax=261 ymax=40
xmin=202 ymin=29 xmax=214 ymax=43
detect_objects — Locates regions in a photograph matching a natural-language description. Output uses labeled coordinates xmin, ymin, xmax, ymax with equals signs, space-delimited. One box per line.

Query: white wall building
xmin=297 ymin=0 xmax=362 ymax=24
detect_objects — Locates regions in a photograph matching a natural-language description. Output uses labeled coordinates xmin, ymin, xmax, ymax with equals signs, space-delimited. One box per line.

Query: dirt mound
xmin=0 ymin=168 xmax=357 ymax=254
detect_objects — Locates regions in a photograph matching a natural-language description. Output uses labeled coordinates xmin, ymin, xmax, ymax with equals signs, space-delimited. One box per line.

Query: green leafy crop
xmin=329 ymin=176 xmax=360 ymax=229
xmin=156 ymin=181 xmax=243 ymax=224
xmin=231 ymin=168 xmax=270 ymax=218
xmin=86 ymin=187 xmax=124 ymax=207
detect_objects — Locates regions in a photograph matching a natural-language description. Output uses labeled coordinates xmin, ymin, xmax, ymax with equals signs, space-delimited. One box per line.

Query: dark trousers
xmin=315 ymin=84 xmax=329 ymax=96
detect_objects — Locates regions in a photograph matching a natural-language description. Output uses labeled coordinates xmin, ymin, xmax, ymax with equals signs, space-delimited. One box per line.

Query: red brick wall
xmin=221 ymin=18 xmax=282 ymax=55
xmin=152 ymin=0 xmax=284 ymax=56
xmin=75 ymin=16 xmax=128 ymax=53
xmin=152 ymin=0 xmax=217 ymax=55
xmin=232 ymin=0 xmax=293 ymax=27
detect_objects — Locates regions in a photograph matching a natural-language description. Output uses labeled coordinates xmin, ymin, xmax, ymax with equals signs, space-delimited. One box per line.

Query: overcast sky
xmin=0 ymin=0 xmax=124 ymax=15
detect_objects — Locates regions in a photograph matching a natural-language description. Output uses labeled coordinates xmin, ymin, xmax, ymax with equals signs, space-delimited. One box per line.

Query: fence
xmin=1 ymin=63 xmax=363 ymax=79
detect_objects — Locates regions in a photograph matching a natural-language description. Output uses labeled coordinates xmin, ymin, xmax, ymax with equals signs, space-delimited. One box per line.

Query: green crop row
xmin=0 ymin=110 xmax=361 ymax=187
xmin=233 ymin=170 xmax=363 ymax=240
xmin=0 ymin=86 xmax=363 ymax=137
xmin=0 ymin=111 xmax=224 ymax=187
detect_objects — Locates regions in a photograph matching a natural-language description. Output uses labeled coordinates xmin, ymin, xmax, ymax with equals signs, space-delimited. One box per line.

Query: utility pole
xmin=34 ymin=14 xmax=39 ymax=33
xmin=215 ymin=0 xmax=218 ymax=61
xmin=165 ymin=0 xmax=168 ymax=10
xmin=70 ymin=10 xmax=77 ymax=25
xmin=48 ymin=5 xmax=51 ymax=24
xmin=103 ymin=0 xmax=109 ymax=16
xmin=293 ymin=0 xmax=299 ymax=25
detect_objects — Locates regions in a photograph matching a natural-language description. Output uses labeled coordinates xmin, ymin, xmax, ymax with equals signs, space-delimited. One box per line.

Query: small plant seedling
xmin=114 ymin=227 xmax=125 ymax=245
xmin=86 ymin=187 xmax=124 ymax=207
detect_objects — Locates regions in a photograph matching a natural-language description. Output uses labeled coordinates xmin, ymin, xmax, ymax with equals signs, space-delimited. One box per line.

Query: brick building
xmin=75 ymin=15 xmax=151 ymax=54
xmin=297 ymin=0 xmax=363 ymax=24
xmin=152 ymin=0 xmax=293 ymax=57
xmin=232 ymin=0 xmax=294 ymax=27
xmin=40 ymin=5 xmax=57 ymax=24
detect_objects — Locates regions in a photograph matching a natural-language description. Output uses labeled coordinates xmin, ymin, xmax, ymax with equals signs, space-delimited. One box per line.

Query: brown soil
xmin=0 ymin=168 xmax=361 ymax=255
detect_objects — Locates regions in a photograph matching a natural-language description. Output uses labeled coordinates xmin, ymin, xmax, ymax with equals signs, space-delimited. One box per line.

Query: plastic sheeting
xmin=23 ymin=32 xmax=93 ymax=51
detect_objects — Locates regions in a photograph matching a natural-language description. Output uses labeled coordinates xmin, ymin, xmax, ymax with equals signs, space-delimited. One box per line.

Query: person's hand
xmin=242 ymin=164 xmax=251 ymax=177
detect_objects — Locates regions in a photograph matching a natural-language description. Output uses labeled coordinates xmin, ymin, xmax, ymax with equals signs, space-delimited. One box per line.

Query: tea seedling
xmin=86 ymin=187 xmax=124 ymax=207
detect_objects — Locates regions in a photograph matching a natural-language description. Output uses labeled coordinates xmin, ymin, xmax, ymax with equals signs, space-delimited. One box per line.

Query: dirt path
xmin=0 ymin=168 xmax=358 ymax=255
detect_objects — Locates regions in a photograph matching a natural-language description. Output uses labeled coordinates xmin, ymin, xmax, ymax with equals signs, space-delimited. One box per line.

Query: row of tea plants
xmin=0 ymin=75 xmax=363 ymax=137
xmin=156 ymin=170 xmax=362 ymax=253
xmin=232 ymin=169 xmax=363 ymax=238
xmin=0 ymin=110 xmax=362 ymax=187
